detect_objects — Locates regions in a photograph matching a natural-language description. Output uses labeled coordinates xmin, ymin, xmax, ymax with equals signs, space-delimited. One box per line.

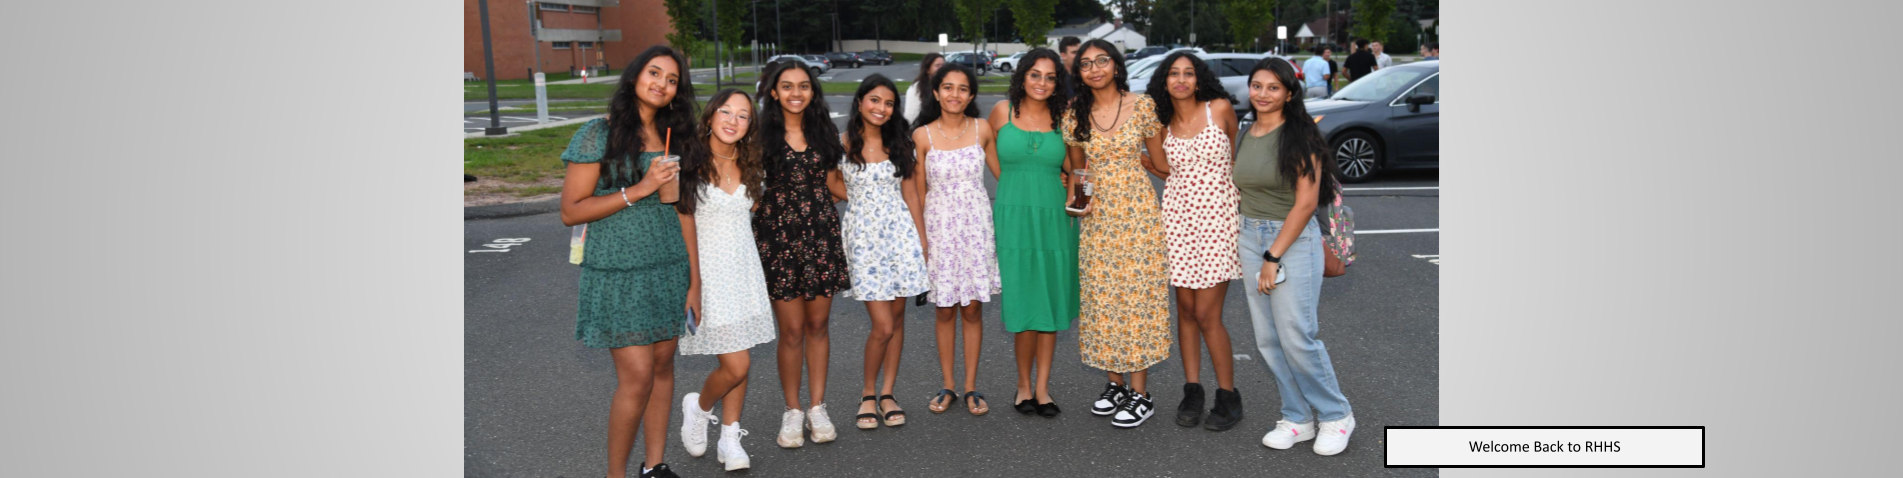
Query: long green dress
xmin=562 ymin=119 xmax=688 ymax=348
xmin=993 ymin=110 xmax=1080 ymax=332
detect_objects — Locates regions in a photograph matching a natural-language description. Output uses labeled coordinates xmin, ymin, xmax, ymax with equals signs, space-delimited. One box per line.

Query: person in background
xmin=558 ymin=44 xmax=697 ymax=478
xmin=674 ymin=88 xmax=773 ymax=472
xmin=1324 ymin=47 xmax=1341 ymax=96
xmin=1236 ymin=56 xmax=1357 ymax=457
xmin=1301 ymin=46 xmax=1332 ymax=99
xmin=1371 ymin=41 xmax=1392 ymax=70
xmin=1424 ymin=42 xmax=1439 ymax=60
xmin=1343 ymin=38 xmax=1377 ymax=83
xmin=1059 ymin=36 xmax=1084 ymax=97
xmin=904 ymin=53 xmax=947 ymax=124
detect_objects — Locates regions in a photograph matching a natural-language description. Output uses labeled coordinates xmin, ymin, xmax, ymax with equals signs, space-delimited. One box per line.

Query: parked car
xmin=1304 ymin=60 xmax=1439 ymax=182
xmin=944 ymin=51 xmax=992 ymax=74
xmin=826 ymin=52 xmax=863 ymax=68
xmin=802 ymin=54 xmax=833 ymax=72
xmin=1130 ymin=52 xmax=1296 ymax=118
xmin=860 ymin=50 xmax=893 ymax=65
xmin=767 ymin=55 xmax=827 ymax=76
xmin=994 ymin=52 xmax=1027 ymax=72
xmin=1125 ymin=45 xmax=1170 ymax=61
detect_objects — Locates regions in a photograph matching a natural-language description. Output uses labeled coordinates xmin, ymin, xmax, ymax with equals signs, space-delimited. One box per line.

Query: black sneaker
xmin=640 ymin=463 xmax=680 ymax=478
xmin=1203 ymin=387 xmax=1245 ymax=431
xmin=1110 ymin=392 xmax=1155 ymax=428
xmin=1090 ymin=382 xmax=1128 ymax=416
xmin=1176 ymin=382 xmax=1206 ymax=427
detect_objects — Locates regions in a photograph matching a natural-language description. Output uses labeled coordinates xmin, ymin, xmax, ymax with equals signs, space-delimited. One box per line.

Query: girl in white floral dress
xmin=826 ymin=74 xmax=930 ymax=430
xmin=675 ymin=89 xmax=775 ymax=471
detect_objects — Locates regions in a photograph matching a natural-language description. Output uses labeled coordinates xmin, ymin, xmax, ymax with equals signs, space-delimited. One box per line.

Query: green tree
xmin=954 ymin=0 xmax=1002 ymax=42
xmin=1007 ymin=0 xmax=1061 ymax=47
xmin=716 ymin=0 xmax=746 ymax=50
xmin=663 ymin=0 xmax=703 ymax=55
xmin=1351 ymin=0 xmax=1396 ymax=43
xmin=1222 ymin=0 xmax=1274 ymax=47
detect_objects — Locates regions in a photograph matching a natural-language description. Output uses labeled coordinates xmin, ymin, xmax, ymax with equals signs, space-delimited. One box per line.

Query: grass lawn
xmin=465 ymin=123 xmax=581 ymax=196
xmin=466 ymin=82 xmax=619 ymax=101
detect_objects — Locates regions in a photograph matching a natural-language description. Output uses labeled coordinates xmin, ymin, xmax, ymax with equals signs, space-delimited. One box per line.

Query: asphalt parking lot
xmin=465 ymin=161 xmax=1438 ymax=476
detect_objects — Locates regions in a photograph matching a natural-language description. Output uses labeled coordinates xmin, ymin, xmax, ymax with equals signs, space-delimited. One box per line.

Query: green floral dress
xmin=562 ymin=119 xmax=688 ymax=348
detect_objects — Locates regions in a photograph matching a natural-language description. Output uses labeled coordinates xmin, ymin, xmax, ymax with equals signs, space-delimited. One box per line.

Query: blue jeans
xmin=1238 ymin=217 xmax=1352 ymax=424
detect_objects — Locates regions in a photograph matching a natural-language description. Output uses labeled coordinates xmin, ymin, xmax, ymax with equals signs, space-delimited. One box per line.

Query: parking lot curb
xmin=466 ymin=196 xmax=560 ymax=220
xmin=464 ymin=114 xmax=605 ymax=139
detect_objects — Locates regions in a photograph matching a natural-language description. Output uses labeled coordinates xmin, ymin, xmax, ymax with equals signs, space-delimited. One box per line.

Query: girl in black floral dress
xmin=752 ymin=60 xmax=851 ymax=449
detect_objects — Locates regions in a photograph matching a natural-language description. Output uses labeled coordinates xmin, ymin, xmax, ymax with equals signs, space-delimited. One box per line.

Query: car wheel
xmin=1000 ymin=62 xmax=1013 ymax=72
xmin=1332 ymin=131 xmax=1382 ymax=183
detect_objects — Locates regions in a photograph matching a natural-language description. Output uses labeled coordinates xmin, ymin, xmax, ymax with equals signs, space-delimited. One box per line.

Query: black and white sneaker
xmin=1090 ymin=382 xmax=1129 ymax=416
xmin=1110 ymin=392 xmax=1155 ymax=428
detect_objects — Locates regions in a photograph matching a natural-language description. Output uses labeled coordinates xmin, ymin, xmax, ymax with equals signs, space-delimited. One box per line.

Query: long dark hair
xmin=1006 ymin=48 xmax=1070 ymax=131
xmin=913 ymin=53 xmax=946 ymax=89
xmin=602 ymin=45 xmax=698 ymax=189
xmin=845 ymin=74 xmax=916 ymax=178
xmin=675 ymin=88 xmax=763 ymax=216
xmin=755 ymin=60 xmax=843 ymax=169
xmin=1067 ymin=39 xmax=1129 ymax=143
xmin=912 ymin=63 xmax=981 ymax=129
xmin=1146 ymin=52 xmax=1231 ymax=126
xmin=1247 ymin=57 xmax=1339 ymax=206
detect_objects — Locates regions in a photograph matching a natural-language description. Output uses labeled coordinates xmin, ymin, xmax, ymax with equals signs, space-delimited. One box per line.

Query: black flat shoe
xmin=1036 ymin=400 xmax=1061 ymax=418
xmin=1015 ymin=394 xmax=1038 ymax=415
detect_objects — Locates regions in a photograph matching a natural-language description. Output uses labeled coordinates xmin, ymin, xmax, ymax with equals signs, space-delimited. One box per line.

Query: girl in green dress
xmin=558 ymin=45 xmax=696 ymax=478
xmin=985 ymin=48 xmax=1078 ymax=418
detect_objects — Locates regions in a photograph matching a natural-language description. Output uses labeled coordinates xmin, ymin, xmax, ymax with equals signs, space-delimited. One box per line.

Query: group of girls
xmin=558 ymin=40 xmax=1358 ymax=478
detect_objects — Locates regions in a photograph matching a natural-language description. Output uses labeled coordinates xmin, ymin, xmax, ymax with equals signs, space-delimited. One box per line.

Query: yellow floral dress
xmin=1061 ymin=93 xmax=1172 ymax=373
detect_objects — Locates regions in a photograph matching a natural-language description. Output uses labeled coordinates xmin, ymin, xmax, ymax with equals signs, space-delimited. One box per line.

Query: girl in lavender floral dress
xmin=911 ymin=63 xmax=1001 ymax=416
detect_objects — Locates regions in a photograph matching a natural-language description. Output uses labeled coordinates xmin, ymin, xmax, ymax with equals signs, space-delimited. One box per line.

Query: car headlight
xmin=1312 ymin=114 xmax=1325 ymax=123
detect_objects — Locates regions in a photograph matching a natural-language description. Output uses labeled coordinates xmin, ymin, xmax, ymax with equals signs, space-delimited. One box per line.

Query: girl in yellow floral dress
xmin=1060 ymin=39 xmax=1172 ymax=429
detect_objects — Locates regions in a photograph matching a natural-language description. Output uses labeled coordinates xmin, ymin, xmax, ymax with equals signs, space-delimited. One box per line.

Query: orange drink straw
xmin=664 ymin=128 xmax=672 ymax=156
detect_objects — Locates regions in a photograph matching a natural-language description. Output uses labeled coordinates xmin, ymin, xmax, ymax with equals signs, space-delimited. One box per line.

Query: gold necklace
xmin=935 ymin=117 xmax=971 ymax=142
xmin=1092 ymin=93 xmax=1126 ymax=133
xmin=711 ymin=145 xmax=737 ymax=161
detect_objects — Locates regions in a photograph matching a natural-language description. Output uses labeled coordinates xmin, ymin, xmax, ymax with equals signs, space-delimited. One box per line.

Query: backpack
xmin=1316 ymin=179 xmax=1355 ymax=277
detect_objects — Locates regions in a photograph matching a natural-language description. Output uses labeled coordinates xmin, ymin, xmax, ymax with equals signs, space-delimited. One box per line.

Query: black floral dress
xmin=753 ymin=146 xmax=851 ymax=300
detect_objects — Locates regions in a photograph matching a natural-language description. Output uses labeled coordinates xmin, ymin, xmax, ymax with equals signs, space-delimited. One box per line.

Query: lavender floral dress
xmin=923 ymin=119 xmax=1001 ymax=307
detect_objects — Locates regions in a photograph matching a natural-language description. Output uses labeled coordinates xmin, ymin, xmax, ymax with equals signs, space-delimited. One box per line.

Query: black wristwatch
xmin=1262 ymin=250 xmax=1280 ymax=264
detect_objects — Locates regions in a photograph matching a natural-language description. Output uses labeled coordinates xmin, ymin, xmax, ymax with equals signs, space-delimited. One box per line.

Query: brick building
xmin=464 ymin=0 xmax=673 ymax=81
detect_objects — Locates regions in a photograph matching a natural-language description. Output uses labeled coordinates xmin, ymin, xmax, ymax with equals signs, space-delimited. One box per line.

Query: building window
xmin=538 ymin=2 xmax=568 ymax=12
xmin=552 ymin=41 xmax=572 ymax=50
xmin=577 ymin=42 xmax=594 ymax=49
xmin=572 ymin=5 xmax=598 ymax=14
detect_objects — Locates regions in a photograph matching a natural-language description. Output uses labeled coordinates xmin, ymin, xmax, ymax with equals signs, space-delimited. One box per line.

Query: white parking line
xmin=502 ymin=116 xmax=540 ymax=122
xmin=1343 ymin=186 xmax=1439 ymax=191
xmin=1359 ymin=228 xmax=1438 ymax=234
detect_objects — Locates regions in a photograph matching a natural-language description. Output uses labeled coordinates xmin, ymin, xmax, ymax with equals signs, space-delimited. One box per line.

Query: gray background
xmin=5 ymin=1 xmax=1903 ymax=477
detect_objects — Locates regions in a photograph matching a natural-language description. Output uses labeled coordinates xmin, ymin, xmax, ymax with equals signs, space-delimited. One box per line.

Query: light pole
xmin=478 ymin=0 xmax=505 ymax=136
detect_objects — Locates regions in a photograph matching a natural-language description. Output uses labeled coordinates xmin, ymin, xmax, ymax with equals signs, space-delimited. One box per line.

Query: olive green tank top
xmin=1231 ymin=124 xmax=1296 ymax=220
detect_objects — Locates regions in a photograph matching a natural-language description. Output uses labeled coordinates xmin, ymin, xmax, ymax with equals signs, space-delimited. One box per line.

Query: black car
xmin=1304 ymin=60 xmax=1439 ymax=182
xmin=826 ymin=52 xmax=863 ymax=68
xmin=860 ymin=50 xmax=893 ymax=66
xmin=944 ymin=51 xmax=991 ymax=74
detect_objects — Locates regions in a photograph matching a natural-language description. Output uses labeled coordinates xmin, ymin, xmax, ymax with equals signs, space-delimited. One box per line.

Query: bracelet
xmin=620 ymin=187 xmax=634 ymax=207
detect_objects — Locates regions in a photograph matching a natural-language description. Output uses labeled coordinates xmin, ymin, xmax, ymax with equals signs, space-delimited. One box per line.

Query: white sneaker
xmin=1262 ymin=419 xmax=1317 ymax=449
xmin=715 ymin=422 xmax=751 ymax=470
xmin=776 ymin=408 xmax=805 ymax=448
xmin=680 ymin=393 xmax=714 ymax=457
xmin=806 ymin=403 xmax=837 ymax=443
xmin=1312 ymin=415 xmax=1355 ymax=456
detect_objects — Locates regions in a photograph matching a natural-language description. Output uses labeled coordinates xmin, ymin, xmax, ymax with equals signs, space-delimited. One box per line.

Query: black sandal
xmin=928 ymin=388 xmax=957 ymax=414
xmin=855 ymin=395 xmax=880 ymax=430
xmin=878 ymin=394 xmax=906 ymax=427
xmin=1014 ymin=392 xmax=1037 ymax=415
xmin=964 ymin=391 xmax=990 ymax=416
xmin=1036 ymin=399 xmax=1061 ymax=418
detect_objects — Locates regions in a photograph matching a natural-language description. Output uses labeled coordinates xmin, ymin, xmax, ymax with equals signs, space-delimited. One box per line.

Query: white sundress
xmin=678 ymin=183 xmax=777 ymax=355
xmin=839 ymin=157 xmax=931 ymax=302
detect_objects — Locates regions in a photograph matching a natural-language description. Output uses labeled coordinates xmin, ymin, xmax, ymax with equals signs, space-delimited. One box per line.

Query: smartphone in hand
xmin=684 ymin=307 xmax=698 ymax=336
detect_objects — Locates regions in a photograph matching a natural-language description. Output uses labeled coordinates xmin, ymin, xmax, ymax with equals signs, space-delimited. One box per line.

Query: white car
xmin=767 ymin=55 xmax=827 ymax=75
xmin=994 ymin=52 xmax=1027 ymax=72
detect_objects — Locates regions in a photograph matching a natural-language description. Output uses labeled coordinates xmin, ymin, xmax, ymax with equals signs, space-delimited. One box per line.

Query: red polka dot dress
xmin=1160 ymin=102 xmax=1242 ymax=289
